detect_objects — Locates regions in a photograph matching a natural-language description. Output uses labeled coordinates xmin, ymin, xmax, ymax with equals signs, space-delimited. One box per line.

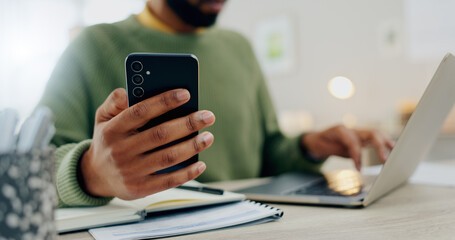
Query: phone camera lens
xmin=132 ymin=87 xmax=144 ymax=98
xmin=131 ymin=61 xmax=143 ymax=72
xmin=132 ymin=74 xmax=144 ymax=85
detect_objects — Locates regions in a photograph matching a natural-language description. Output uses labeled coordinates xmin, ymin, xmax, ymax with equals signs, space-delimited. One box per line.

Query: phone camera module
xmin=132 ymin=74 xmax=144 ymax=85
xmin=132 ymin=87 xmax=144 ymax=98
xmin=131 ymin=61 xmax=143 ymax=72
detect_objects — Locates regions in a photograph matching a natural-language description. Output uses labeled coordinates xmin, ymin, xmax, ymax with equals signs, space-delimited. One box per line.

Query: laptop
xmin=236 ymin=53 xmax=455 ymax=207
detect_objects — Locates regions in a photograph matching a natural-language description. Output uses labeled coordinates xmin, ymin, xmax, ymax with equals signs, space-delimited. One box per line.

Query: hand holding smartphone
xmin=125 ymin=53 xmax=200 ymax=173
xmin=79 ymin=53 xmax=214 ymax=200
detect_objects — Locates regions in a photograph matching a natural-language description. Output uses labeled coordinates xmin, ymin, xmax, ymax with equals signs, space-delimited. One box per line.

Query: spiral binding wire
xmin=244 ymin=200 xmax=284 ymax=218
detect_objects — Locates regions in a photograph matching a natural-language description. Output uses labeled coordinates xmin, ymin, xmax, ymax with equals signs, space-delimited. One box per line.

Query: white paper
xmin=362 ymin=161 xmax=455 ymax=187
xmin=409 ymin=161 xmax=455 ymax=186
xmin=89 ymin=201 xmax=282 ymax=240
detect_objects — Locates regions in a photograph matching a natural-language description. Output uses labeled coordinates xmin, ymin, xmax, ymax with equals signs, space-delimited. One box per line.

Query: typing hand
xmin=301 ymin=125 xmax=394 ymax=171
xmin=80 ymin=88 xmax=215 ymax=200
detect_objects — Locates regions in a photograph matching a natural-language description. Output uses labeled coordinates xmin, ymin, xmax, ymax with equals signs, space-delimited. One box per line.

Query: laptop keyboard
xmin=293 ymin=179 xmax=349 ymax=196
xmin=291 ymin=170 xmax=369 ymax=197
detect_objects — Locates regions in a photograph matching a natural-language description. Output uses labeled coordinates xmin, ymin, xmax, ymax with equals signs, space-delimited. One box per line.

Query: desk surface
xmin=58 ymin=159 xmax=455 ymax=240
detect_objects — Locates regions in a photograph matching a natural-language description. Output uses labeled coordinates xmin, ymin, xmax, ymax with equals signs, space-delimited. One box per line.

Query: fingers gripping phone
xmin=125 ymin=53 xmax=199 ymax=173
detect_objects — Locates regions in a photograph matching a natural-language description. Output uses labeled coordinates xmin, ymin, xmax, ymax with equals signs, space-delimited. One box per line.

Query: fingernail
xmin=198 ymin=132 xmax=213 ymax=144
xmin=355 ymin=159 xmax=361 ymax=171
xmin=176 ymin=90 xmax=190 ymax=101
xmin=200 ymin=111 xmax=214 ymax=124
xmin=196 ymin=162 xmax=206 ymax=173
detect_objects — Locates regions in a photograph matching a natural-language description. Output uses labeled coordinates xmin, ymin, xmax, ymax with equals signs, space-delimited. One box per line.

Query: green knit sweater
xmin=38 ymin=15 xmax=323 ymax=207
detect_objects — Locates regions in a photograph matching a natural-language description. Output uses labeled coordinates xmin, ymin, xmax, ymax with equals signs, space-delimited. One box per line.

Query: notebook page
xmin=56 ymin=204 xmax=142 ymax=233
xmin=110 ymin=186 xmax=245 ymax=213
xmin=89 ymin=201 xmax=283 ymax=240
xmin=56 ymin=204 xmax=135 ymax=220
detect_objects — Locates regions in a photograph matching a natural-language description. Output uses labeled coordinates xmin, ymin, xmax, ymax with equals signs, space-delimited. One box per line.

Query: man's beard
xmin=166 ymin=0 xmax=219 ymax=27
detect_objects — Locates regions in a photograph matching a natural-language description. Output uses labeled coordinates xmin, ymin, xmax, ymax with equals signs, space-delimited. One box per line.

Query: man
xmin=39 ymin=0 xmax=393 ymax=207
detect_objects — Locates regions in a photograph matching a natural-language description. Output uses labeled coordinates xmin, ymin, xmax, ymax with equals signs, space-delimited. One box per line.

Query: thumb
xmin=96 ymin=88 xmax=128 ymax=123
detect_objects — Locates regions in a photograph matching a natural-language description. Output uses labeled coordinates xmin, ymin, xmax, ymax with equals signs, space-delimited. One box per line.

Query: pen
xmin=16 ymin=107 xmax=54 ymax=153
xmin=177 ymin=185 xmax=224 ymax=195
xmin=29 ymin=107 xmax=54 ymax=149
xmin=0 ymin=109 xmax=19 ymax=154
xmin=16 ymin=116 xmax=35 ymax=153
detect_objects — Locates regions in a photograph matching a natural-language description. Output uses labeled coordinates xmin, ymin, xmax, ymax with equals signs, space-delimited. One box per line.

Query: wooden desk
xmin=58 ymin=159 xmax=455 ymax=240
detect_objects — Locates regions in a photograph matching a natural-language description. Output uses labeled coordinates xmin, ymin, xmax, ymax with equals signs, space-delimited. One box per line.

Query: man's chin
xmin=166 ymin=0 xmax=222 ymax=28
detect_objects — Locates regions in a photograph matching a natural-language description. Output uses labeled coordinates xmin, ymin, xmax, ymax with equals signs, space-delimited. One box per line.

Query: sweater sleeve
xmin=38 ymin=28 xmax=113 ymax=207
xmin=54 ymin=140 xmax=113 ymax=207
xmin=252 ymin=66 xmax=325 ymax=177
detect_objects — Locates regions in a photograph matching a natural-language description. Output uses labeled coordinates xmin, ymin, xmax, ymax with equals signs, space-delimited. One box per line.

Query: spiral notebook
xmin=56 ymin=181 xmax=246 ymax=233
xmin=89 ymin=200 xmax=283 ymax=240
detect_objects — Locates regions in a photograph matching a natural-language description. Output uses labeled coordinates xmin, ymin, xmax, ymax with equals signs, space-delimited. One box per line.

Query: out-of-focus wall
xmin=217 ymin=0 xmax=453 ymax=135
xmin=2 ymin=0 xmax=454 ymax=139
xmin=0 ymin=0 xmax=144 ymax=120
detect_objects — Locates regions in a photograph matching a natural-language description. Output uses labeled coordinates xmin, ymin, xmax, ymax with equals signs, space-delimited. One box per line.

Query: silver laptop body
xmin=237 ymin=53 xmax=455 ymax=207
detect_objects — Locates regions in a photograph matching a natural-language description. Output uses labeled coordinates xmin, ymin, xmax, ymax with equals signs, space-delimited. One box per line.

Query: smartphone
xmin=125 ymin=53 xmax=199 ymax=173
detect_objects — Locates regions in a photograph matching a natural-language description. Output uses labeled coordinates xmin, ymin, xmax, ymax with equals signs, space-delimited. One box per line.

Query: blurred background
xmin=1 ymin=0 xmax=454 ymax=159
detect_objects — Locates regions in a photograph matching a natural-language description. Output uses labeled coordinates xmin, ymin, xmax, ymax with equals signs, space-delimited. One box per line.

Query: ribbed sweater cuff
xmin=292 ymin=135 xmax=325 ymax=173
xmin=56 ymin=139 xmax=113 ymax=207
